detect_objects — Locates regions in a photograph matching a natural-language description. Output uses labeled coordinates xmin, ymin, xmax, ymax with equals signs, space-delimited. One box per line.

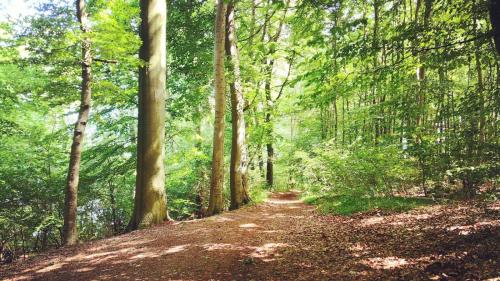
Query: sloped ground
xmin=1 ymin=192 xmax=499 ymax=281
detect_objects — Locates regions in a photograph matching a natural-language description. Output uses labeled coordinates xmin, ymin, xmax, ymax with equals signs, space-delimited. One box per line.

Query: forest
xmin=0 ymin=0 xmax=499 ymax=280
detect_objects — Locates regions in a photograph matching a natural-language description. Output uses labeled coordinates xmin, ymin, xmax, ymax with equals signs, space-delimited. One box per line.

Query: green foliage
xmin=287 ymin=142 xmax=432 ymax=215
xmin=303 ymin=194 xmax=433 ymax=215
xmin=447 ymin=163 xmax=500 ymax=194
xmin=165 ymin=128 xmax=211 ymax=219
xmin=287 ymin=143 xmax=419 ymax=196
xmin=248 ymin=185 xmax=269 ymax=205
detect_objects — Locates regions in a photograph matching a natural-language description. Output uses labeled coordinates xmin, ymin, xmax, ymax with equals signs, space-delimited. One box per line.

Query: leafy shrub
xmin=446 ymin=163 xmax=500 ymax=197
xmin=249 ymin=185 xmax=269 ymax=205
xmin=288 ymin=142 xmax=419 ymax=197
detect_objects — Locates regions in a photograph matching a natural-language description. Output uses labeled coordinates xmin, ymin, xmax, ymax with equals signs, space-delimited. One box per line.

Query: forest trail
xmin=2 ymin=192 xmax=499 ymax=281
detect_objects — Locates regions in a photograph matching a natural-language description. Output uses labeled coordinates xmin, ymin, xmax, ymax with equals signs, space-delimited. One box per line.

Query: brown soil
xmin=1 ymin=192 xmax=499 ymax=281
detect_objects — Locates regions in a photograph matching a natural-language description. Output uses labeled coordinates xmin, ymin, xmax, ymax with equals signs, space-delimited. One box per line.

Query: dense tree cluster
xmin=0 ymin=0 xmax=498 ymax=261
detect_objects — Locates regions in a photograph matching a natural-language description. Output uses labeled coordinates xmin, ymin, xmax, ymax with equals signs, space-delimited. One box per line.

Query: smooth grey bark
xmin=129 ymin=0 xmax=169 ymax=230
xmin=62 ymin=0 xmax=92 ymax=246
xmin=207 ymin=0 xmax=227 ymax=216
xmin=226 ymin=2 xmax=250 ymax=210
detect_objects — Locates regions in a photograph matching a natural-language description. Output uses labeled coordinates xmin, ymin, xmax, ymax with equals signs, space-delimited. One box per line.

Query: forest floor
xmin=1 ymin=192 xmax=499 ymax=281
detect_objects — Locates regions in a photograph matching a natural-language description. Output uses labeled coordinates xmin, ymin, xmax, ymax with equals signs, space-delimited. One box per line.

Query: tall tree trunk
xmin=372 ymin=0 xmax=380 ymax=144
xmin=108 ymin=181 xmax=118 ymax=234
xmin=265 ymin=143 xmax=274 ymax=187
xmin=226 ymin=2 xmax=250 ymax=210
xmin=129 ymin=0 xmax=169 ymax=230
xmin=263 ymin=0 xmax=290 ymax=188
xmin=265 ymin=72 xmax=274 ymax=187
xmin=194 ymin=119 xmax=208 ymax=218
xmin=490 ymin=0 xmax=500 ymax=54
xmin=474 ymin=0 xmax=486 ymax=160
xmin=207 ymin=0 xmax=227 ymax=216
xmin=62 ymin=0 xmax=92 ymax=246
xmin=415 ymin=0 xmax=432 ymax=128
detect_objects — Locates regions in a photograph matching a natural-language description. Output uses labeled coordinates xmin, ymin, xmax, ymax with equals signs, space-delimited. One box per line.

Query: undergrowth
xmin=249 ymin=185 xmax=269 ymax=205
xmin=302 ymin=193 xmax=434 ymax=215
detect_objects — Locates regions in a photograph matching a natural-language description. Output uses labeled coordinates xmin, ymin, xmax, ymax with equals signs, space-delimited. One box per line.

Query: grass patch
xmin=303 ymin=194 xmax=434 ymax=215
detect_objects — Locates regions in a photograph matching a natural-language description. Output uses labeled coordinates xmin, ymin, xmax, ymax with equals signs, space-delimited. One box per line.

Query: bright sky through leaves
xmin=0 ymin=0 xmax=35 ymax=22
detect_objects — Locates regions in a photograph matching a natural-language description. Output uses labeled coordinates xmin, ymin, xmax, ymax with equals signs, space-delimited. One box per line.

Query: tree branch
xmin=273 ymin=51 xmax=295 ymax=103
xmin=93 ymin=58 xmax=118 ymax=64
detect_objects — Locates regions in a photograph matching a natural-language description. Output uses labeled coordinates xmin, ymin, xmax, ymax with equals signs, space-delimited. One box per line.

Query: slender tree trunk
xmin=266 ymin=142 xmax=274 ymax=187
xmin=265 ymin=80 xmax=274 ymax=187
xmin=474 ymin=1 xmax=486 ymax=160
xmin=263 ymin=42 xmax=275 ymax=188
xmin=226 ymin=2 xmax=249 ymax=210
xmin=371 ymin=0 xmax=380 ymax=144
xmin=341 ymin=98 xmax=345 ymax=144
xmin=320 ymin=107 xmax=326 ymax=139
xmin=490 ymin=0 xmax=500 ymax=54
xmin=129 ymin=0 xmax=169 ymax=229
xmin=207 ymin=0 xmax=227 ymax=216
xmin=62 ymin=0 xmax=92 ymax=246
xmin=263 ymin=0 xmax=290 ymax=188
xmin=415 ymin=0 xmax=432 ymax=128
xmin=194 ymin=120 xmax=208 ymax=218
xmin=108 ymin=181 xmax=118 ymax=234
xmin=263 ymin=44 xmax=275 ymax=187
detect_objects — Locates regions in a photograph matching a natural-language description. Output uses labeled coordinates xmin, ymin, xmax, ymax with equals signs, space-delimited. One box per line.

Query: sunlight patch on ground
xmin=360 ymin=216 xmax=385 ymax=226
xmin=86 ymin=251 xmax=118 ymax=260
xmin=266 ymin=199 xmax=302 ymax=205
xmin=261 ymin=230 xmax=283 ymax=234
xmin=250 ymin=243 xmax=289 ymax=262
xmin=266 ymin=213 xmax=287 ymax=219
xmin=212 ymin=217 xmax=235 ymax=222
xmin=202 ymin=243 xmax=246 ymax=251
xmin=288 ymin=215 xmax=306 ymax=219
xmin=87 ymin=238 xmax=156 ymax=253
xmin=75 ymin=266 xmax=95 ymax=273
xmin=129 ymin=252 xmax=158 ymax=260
xmin=239 ymin=223 xmax=259 ymax=228
xmin=36 ymin=261 xmax=66 ymax=273
xmin=361 ymin=212 xmax=436 ymax=227
xmin=361 ymin=256 xmax=410 ymax=269
xmin=91 ymin=254 xmax=122 ymax=264
xmin=5 ymin=275 xmax=32 ymax=281
xmin=164 ymin=244 xmax=190 ymax=254
xmin=129 ymin=244 xmax=190 ymax=260
xmin=487 ymin=202 xmax=500 ymax=211
xmin=68 ymin=247 xmax=137 ymax=264
xmin=446 ymin=220 xmax=499 ymax=235
xmin=389 ymin=213 xmax=433 ymax=225
xmin=349 ymin=242 xmax=370 ymax=257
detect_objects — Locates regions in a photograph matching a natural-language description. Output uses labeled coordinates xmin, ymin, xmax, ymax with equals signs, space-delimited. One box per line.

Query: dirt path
xmin=2 ymin=192 xmax=499 ymax=281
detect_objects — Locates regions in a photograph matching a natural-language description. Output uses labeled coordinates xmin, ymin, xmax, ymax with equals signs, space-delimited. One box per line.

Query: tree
xmin=264 ymin=0 xmax=290 ymax=188
xmin=128 ymin=0 xmax=169 ymax=230
xmin=226 ymin=1 xmax=250 ymax=210
xmin=490 ymin=0 xmax=500 ymax=54
xmin=207 ymin=0 xmax=227 ymax=216
xmin=62 ymin=0 xmax=92 ymax=246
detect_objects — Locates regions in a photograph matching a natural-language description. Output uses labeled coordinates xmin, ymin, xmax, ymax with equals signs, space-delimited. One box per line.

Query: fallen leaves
xmin=1 ymin=193 xmax=498 ymax=281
